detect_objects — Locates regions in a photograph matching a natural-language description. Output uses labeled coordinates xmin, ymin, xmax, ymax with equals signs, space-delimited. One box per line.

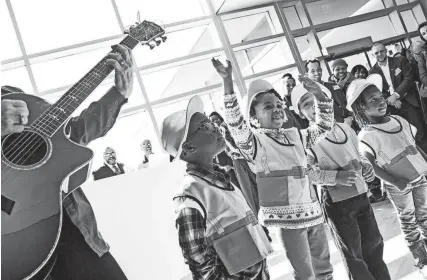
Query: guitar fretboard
xmin=31 ymin=36 xmax=139 ymax=137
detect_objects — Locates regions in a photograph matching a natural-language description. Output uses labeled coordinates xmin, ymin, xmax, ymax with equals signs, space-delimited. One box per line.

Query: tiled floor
xmin=267 ymin=199 xmax=422 ymax=280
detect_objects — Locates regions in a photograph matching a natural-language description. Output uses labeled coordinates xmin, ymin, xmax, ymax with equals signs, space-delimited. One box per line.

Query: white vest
xmin=359 ymin=116 xmax=427 ymax=183
xmin=252 ymin=127 xmax=324 ymax=229
xmin=173 ymin=173 xmax=273 ymax=275
xmin=311 ymin=123 xmax=368 ymax=202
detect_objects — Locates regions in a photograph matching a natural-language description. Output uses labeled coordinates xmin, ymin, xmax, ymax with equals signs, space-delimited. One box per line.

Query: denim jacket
xmin=2 ymin=85 xmax=127 ymax=257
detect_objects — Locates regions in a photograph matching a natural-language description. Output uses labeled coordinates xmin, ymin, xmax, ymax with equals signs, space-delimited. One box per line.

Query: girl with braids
xmin=347 ymin=74 xmax=427 ymax=278
xmin=212 ymin=58 xmax=336 ymax=280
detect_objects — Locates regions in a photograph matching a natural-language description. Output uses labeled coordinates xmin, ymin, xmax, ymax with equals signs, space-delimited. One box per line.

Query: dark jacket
xmin=414 ymin=41 xmax=427 ymax=87
xmin=92 ymin=163 xmax=125 ymax=181
xmin=1 ymin=85 xmax=127 ymax=256
xmin=321 ymin=81 xmax=352 ymax=123
xmin=369 ymin=56 xmax=420 ymax=108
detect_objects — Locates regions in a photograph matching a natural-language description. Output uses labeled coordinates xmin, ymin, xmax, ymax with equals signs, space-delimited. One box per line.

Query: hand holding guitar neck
xmin=106 ymin=44 xmax=134 ymax=98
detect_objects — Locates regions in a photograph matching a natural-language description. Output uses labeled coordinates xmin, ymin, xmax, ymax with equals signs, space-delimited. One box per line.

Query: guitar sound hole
xmin=2 ymin=129 xmax=49 ymax=168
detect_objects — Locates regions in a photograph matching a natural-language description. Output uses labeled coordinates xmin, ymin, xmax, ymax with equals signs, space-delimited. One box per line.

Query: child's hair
xmin=351 ymin=84 xmax=384 ymax=129
xmin=249 ymin=89 xmax=283 ymax=120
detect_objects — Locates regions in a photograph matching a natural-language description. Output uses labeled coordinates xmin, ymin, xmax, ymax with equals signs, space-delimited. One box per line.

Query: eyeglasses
xmin=186 ymin=121 xmax=218 ymax=142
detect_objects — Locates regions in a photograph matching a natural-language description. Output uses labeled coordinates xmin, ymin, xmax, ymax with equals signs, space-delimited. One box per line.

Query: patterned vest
xmin=252 ymin=127 xmax=324 ymax=229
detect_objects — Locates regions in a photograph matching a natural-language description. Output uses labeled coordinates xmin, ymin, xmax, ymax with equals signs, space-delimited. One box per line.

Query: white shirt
xmin=379 ymin=60 xmax=394 ymax=92
xmin=379 ymin=60 xmax=400 ymax=97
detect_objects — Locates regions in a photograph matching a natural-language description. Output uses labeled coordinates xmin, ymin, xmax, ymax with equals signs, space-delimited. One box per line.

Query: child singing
xmin=292 ymin=83 xmax=391 ymax=279
xmin=348 ymin=74 xmax=427 ymax=278
xmin=213 ymin=58 xmax=334 ymax=280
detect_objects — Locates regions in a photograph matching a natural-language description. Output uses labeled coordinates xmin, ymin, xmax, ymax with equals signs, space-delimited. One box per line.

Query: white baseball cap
xmin=346 ymin=74 xmax=383 ymax=112
xmin=291 ymin=82 xmax=331 ymax=115
xmin=242 ymin=79 xmax=275 ymax=121
xmin=160 ymin=95 xmax=204 ymax=162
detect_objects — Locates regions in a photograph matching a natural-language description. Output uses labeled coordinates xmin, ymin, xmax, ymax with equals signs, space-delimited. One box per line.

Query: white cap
xmin=290 ymin=82 xmax=331 ymax=115
xmin=242 ymin=79 xmax=275 ymax=121
xmin=346 ymin=74 xmax=383 ymax=112
xmin=160 ymin=95 xmax=204 ymax=162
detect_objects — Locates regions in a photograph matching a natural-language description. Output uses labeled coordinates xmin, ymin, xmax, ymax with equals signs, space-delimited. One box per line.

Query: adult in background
xmin=328 ymin=58 xmax=355 ymax=94
xmin=138 ymin=139 xmax=153 ymax=169
xmin=280 ymin=73 xmax=309 ymax=129
xmin=413 ymin=22 xmax=427 ymax=125
xmin=369 ymin=42 xmax=427 ymax=153
xmin=351 ymin=64 xmax=369 ymax=79
xmin=92 ymin=147 xmax=131 ymax=180
xmin=306 ymin=59 xmax=353 ymax=125
xmin=281 ymin=72 xmax=296 ymax=104
xmin=1 ymin=44 xmax=133 ymax=279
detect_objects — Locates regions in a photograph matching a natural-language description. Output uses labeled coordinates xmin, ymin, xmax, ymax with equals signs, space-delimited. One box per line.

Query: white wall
xmin=80 ymin=159 xmax=191 ymax=280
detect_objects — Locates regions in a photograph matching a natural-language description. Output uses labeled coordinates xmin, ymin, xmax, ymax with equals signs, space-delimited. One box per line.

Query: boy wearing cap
xmin=348 ymin=74 xmax=427 ymax=277
xmin=292 ymin=83 xmax=391 ymax=280
xmin=213 ymin=58 xmax=335 ymax=280
xmin=161 ymin=96 xmax=273 ymax=279
xmin=328 ymin=58 xmax=355 ymax=94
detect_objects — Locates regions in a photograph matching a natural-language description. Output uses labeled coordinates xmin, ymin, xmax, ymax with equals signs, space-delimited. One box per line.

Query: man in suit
xmin=92 ymin=147 xmax=128 ymax=180
xmin=305 ymin=59 xmax=353 ymax=125
xmin=369 ymin=42 xmax=427 ymax=153
xmin=1 ymin=44 xmax=132 ymax=279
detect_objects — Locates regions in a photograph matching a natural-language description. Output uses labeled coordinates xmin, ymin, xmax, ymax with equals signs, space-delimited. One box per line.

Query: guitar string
xmin=2 ymin=57 xmax=115 ymax=164
xmin=3 ymin=26 xmax=164 ymax=174
xmin=1 ymin=36 xmax=136 ymax=178
xmin=0 ymin=65 xmax=109 ymax=184
xmin=1 ymin=34 xmax=147 ymax=183
xmin=4 ymin=34 xmax=137 ymax=155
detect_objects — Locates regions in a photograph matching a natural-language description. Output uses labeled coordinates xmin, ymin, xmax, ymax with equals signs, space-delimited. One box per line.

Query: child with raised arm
xmin=212 ymin=58 xmax=334 ymax=280
xmin=348 ymin=74 xmax=427 ymax=278
xmin=292 ymin=84 xmax=391 ymax=280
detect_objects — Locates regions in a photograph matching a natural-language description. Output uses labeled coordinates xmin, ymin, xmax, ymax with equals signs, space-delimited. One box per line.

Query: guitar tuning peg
xmin=155 ymin=39 xmax=162 ymax=46
xmin=148 ymin=43 xmax=155 ymax=50
xmin=161 ymin=36 xmax=167 ymax=42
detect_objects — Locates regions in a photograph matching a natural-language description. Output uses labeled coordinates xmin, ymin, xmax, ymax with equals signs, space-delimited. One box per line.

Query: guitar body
xmin=1 ymin=93 xmax=93 ymax=280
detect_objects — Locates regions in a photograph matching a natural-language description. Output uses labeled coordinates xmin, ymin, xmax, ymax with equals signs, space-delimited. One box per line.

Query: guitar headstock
xmin=125 ymin=20 xmax=167 ymax=50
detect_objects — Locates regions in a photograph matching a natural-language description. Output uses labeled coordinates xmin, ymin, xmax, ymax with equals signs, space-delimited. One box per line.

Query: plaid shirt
xmin=175 ymin=164 xmax=270 ymax=280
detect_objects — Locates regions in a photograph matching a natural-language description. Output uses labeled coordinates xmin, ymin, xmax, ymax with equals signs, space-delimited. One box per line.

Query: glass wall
xmin=2 ymin=0 xmax=426 ymax=175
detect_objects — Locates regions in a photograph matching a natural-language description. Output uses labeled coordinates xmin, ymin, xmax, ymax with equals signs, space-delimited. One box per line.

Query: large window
xmin=305 ymin=0 xmax=392 ymax=25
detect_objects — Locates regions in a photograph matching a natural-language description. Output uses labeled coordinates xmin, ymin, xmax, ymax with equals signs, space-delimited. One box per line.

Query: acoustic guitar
xmin=1 ymin=20 xmax=166 ymax=280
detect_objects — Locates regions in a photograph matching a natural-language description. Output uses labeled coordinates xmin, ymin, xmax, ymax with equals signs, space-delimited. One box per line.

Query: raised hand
xmin=106 ymin=44 xmax=134 ymax=98
xmin=212 ymin=58 xmax=232 ymax=80
xmin=298 ymin=75 xmax=323 ymax=97
xmin=336 ymin=170 xmax=357 ymax=186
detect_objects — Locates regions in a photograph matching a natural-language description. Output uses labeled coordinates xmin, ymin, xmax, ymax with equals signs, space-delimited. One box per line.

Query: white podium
xmin=81 ymin=160 xmax=190 ymax=280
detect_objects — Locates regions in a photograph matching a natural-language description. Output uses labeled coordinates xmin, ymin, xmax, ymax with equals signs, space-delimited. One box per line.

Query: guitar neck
xmin=31 ymin=36 xmax=139 ymax=137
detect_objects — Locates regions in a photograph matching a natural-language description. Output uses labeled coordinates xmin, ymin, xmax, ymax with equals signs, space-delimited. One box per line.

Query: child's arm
xmin=307 ymin=151 xmax=356 ymax=186
xmin=213 ymin=59 xmax=256 ymax=160
xmin=176 ymin=203 xmax=229 ymax=278
xmin=361 ymin=150 xmax=408 ymax=191
xmin=298 ymin=76 xmax=335 ymax=149
xmin=306 ymin=152 xmax=337 ymax=185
